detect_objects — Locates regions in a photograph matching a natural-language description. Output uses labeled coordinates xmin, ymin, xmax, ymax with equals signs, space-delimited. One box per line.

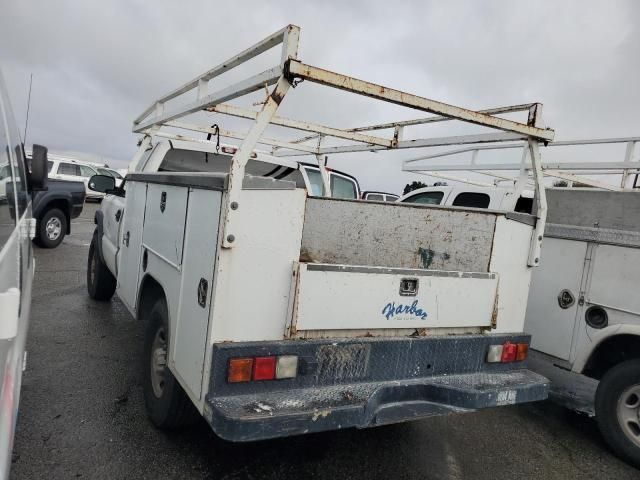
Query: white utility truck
xmin=85 ymin=25 xmax=553 ymax=441
xmin=403 ymin=137 xmax=640 ymax=467
xmin=527 ymin=186 xmax=640 ymax=468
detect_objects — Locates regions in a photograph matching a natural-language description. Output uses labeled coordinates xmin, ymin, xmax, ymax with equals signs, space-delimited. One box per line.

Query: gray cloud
xmin=1 ymin=0 xmax=638 ymax=193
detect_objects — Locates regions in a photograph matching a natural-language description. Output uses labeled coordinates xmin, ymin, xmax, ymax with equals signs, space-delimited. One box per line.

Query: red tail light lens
xmin=227 ymin=355 xmax=299 ymax=383
xmin=253 ymin=356 xmax=277 ymax=381
xmin=487 ymin=341 xmax=529 ymax=363
xmin=500 ymin=342 xmax=517 ymax=363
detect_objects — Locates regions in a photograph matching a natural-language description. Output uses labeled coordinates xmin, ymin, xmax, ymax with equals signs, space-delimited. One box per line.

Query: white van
xmin=0 ymin=70 xmax=48 ymax=477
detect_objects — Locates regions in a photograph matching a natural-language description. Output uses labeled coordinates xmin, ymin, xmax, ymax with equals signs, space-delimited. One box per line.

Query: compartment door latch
xmin=399 ymin=278 xmax=419 ymax=296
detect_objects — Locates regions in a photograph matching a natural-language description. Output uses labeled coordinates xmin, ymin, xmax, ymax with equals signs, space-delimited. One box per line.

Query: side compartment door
xmin=171 ymin=188 xmax=221 ymax=399
xmin=116 ymin=181 xmax=147 ymax=313
xmin=526 ymin=237 xmax=588 ymax=360
xmin=584 ymin=244 xmax=640 ymax=323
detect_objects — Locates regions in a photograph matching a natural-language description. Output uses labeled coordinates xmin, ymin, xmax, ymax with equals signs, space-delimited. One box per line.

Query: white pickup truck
xmin=85 ymin=25 xmax=553 ymax=441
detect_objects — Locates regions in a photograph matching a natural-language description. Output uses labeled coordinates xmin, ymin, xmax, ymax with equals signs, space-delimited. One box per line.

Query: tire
xmin=37 ymin=208 xmax=67 ymax=248
xmin=87 ymin=232 xmax=116 ymax=301
xmin=142 ymin=296 xmax=198 ymax=429
xmin=595 ymin=359 xmax=640 ymax=468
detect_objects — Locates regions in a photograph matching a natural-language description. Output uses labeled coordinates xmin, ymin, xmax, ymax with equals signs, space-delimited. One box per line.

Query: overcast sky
xmin=1 ymin=1 xmax=639 ymax=193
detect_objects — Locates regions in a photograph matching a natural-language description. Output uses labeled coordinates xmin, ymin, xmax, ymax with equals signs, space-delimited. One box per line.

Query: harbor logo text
xmin=382 ymin=300 xmax=428 ymax=320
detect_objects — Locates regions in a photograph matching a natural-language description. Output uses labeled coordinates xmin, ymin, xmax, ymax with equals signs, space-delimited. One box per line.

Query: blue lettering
xmin=381 ymin=299 xmax=429 ymax=321
xmin=409 ymin=300 xmax=418 ymax=314
xmin=382 ymin=303 xmax=395 ymax=320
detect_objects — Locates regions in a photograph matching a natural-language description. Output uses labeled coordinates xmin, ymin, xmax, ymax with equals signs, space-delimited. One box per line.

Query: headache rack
xmin=130 ymin=24 xmax=554 ymax=266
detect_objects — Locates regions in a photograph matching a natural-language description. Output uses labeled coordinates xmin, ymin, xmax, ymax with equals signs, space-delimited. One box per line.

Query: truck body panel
xmin=291 ymin=264 xmax=498 ymax=331
xmin=172 ymin=188 xmax=221 ymax=399
xmin=112 ymin=170 xmax=547 ymax=418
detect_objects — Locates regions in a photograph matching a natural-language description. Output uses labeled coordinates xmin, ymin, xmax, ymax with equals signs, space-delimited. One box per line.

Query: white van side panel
xmin=489 ymin=216 xmax=534 ymax=333
xmin=208 ymin=189 xmax=307 ymax=342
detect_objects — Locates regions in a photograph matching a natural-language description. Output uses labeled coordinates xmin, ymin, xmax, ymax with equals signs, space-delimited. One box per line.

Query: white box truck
xmin=85 ymin=25 xmax=553 ymax=441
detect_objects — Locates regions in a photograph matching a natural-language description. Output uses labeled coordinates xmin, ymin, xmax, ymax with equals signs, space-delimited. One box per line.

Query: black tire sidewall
xmin=595 ymin=359 xmax=640 ymax=468
xmin=39 ymin=208 xmax=66 ymax=248
xmin=142 ymin=298 xmax=179 ymax=427
xmin=87 ymin=232 xmax=116 ymax=301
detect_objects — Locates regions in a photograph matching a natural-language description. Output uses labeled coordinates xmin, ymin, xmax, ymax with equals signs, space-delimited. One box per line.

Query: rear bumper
xmin=203 ymin=334 xmax=549 ymax=441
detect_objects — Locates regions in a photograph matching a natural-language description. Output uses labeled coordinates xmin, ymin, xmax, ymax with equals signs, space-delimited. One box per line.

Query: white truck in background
xmin=526 ymin=187 xmax=640 ymax=468
xmin=402 ymin=137 xmax=640 ymax=467
xmin=85 ymin=25 xmax=553 ymax=442
xmin=398 ymin=183 xmax=534 ymax=212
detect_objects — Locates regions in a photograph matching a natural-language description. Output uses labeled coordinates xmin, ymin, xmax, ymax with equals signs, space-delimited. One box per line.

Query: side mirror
xmin=88 ymin=174 xmax=116 ymax=193
xmin=30 ymin=144 xmax=48 ymax=191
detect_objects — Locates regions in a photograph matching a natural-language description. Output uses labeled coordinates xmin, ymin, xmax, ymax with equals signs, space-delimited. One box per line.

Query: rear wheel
xmin=37 ymin=208 xmax=66 ymax=248
xmin=595 ymin=359 xmax=640 ymax=468
xmin=87 ymin=232 xmax=116 ymax=301
xmin=142 ymin=296 xmax=198 ymax=429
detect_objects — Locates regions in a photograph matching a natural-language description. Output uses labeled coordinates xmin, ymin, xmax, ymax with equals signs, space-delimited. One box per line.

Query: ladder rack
xmin=131 ymin=24 xmax=554 ymax=266
xmin=402 ymin=137 xmax=640 ymax=191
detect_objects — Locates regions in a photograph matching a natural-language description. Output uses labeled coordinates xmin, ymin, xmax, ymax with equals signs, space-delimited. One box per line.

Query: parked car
xmin=0 ymin=69 xmax=48 ymax=478
xmin=361 ymin=191 xmax=399 ymax=202
xmin=398 ymin=184 xmax=534 ymax=212
xmin=47 ymin=155 xmax=107 ymax=200
xmin=30 ymin=178 xmax=85 ymax=248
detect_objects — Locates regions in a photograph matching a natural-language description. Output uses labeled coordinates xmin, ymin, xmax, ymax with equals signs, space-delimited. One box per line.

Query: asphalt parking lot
xmin=10 ymin=203 xmax=640 ymax=479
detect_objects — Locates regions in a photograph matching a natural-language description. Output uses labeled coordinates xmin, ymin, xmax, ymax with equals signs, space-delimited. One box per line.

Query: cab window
xmin=304 ymin=168 xmax=323 ymax=196
xmin=47 ymin=161 xmax=54 ymax=173
xmin=452 ymin=192 xmax=491 ymax=208
xmin=330 ymin=174 xmax=357 ymax=199
xmin=404 ymin=191 xmax=444 ymax=205
xmin=58 ymin=163 xmax=80 ymax=176
xmin=365 ymin=193 xmax=385 ymax=201
xmin=79 ymin=165 xmax=97 ymax=177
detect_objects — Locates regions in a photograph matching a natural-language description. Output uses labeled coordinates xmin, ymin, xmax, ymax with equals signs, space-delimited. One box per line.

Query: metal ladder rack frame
xmin=402 ymin=137 xmax=640 ymax=192
xmin=131 ymin=24 xmax=554 ymax=266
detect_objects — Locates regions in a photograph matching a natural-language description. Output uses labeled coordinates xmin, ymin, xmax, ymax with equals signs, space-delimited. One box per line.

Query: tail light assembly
xmin=486 ymin=341 xmax=529 ymax=363
xmin=227 ymin=355 xmax=298 ymax=383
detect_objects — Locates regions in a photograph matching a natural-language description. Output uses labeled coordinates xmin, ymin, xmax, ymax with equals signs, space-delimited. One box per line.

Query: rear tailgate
xmin=290 ymin=263 xmax=498 ymax=332
xmin=290 ymin=197 xmax=505 ymax=337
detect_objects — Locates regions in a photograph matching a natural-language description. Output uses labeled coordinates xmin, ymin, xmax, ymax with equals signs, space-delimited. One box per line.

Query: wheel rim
xmin=45 ymin=217 xmax=62 ymax=241
xmin=617 ymin=384 xmax=640 ymax=447
xmin=150 ymin=326 xmax=167 ymax=398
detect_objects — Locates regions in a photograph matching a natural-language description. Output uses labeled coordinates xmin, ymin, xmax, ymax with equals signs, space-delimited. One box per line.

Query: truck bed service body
xmin=86 ymin=25 xmax=551 ymax=441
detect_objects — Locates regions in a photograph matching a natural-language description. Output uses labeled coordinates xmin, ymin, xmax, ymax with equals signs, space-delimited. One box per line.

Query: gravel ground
xmin=10 ymin=202 xmax=640 ymax=479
